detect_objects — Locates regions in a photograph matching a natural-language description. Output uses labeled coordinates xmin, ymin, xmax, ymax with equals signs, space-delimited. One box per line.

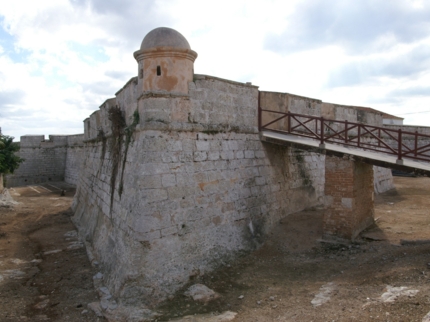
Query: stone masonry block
xmin=341 ymin=198 xmax=353 ymax=209
xmin=209 ymin=140 xmax=222 ymax=151
xmin=182 ymin=139 xmax=195 ymax=151
xmin=179 ymin=152 xmax=194 ymax=163
xmin=145 ymin=189 xmax=168 ymax=203
xmin=221 ymin=141 xmax=230 ymax=151
xmin=244 ymin=150 xmax=255 ymax=159
xmin=220 ymin=151 xmax=234 ymax=160
xmin=196 ymin=140 xmax=210 ymax=151
xmin=193 ymin=172 xmax=208 ymax=183
xmin=255 ymin=150 xmax=266 ymax=158
xmin=235 ymin=150 xmax=244 ymax=159
xmin=206 ymin=170 xmax=223 ymax=182
xmin=141 ymin=163 xmax=170 ymax=175
xmin=161 ymin=174 xmax=176 ymax=187
xmin=134 ymin=230 xmax=161 ymax=242
xmin=162 ymin=152 xmax=179 ymax=163
xmin=228 ymin=141 xmax=238 ymax=150
xmin=167 ymin=140 xmax=183 ymax=152
xmin=167 ymin=186 xmax=197 ymax=200
xmin=161 ymin=226 xmax=178 ymax=237
xmin=207 ymin=151 xmax=220 ymax=161
xmin=255 ymin=176 xmax=266 ymax=186
xmin=193 ymin=152 xmax=207 ymax=162
xmin=175 ymin=173 xmax=195 ymax=187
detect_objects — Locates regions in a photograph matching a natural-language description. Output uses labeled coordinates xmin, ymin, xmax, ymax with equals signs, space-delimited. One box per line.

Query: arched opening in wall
xmin=157 ymin=66 xmax=161 ymax=76
xmin=139 ymin=68 xmax=143 ymax=79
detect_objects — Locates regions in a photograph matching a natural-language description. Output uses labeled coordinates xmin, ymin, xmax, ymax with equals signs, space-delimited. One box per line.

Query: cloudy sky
xmin=1 ymin=0 xmax=430 ymax=140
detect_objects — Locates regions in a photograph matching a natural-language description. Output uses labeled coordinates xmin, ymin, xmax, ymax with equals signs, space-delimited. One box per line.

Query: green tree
xmin=0 ymin=135 xmax=24 ymax=175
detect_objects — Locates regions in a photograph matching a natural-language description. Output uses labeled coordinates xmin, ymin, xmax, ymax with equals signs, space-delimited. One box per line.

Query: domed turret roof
xmin=140 ymin=27 xmax=191 ymax=50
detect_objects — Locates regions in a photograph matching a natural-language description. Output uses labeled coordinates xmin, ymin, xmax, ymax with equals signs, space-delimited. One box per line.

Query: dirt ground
xmin=1 ymin=176 xmax=430 ymax=321
xmin=0 ymin=182 xmax=103 ymax=321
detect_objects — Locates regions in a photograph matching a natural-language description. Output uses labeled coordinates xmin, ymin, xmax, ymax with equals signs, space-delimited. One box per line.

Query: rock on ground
xmin=184 ymin=284 xmax=220 ymax=304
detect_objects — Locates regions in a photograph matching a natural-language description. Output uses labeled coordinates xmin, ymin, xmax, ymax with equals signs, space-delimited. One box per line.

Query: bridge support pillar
xmin=323 ymin=156 xmax=374 ymax=241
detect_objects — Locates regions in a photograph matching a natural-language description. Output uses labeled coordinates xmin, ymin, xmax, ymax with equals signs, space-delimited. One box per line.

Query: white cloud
xmin=1 ymin=0 xmax=430 ymax=140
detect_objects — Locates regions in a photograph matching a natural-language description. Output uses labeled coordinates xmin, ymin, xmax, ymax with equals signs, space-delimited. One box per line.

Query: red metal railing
xmin=258 ymin=107 xmax=430 ymax=163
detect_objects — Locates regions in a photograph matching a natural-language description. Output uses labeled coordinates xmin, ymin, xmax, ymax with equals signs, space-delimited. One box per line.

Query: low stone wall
xmin=383 ymin=124 xmax=430 ymax=136
xmin=322 ymin=103 xmax=383 ymax=126
xmin=6 ymin=134 xmax=84 ymax=187
xmin=6 ymin=135 xmax=67 ymax=187
xmin=259 ymin=91 xmax=322 ymax=132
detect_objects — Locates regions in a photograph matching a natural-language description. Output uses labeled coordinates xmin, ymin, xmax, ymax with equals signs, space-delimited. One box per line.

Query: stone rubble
xmin=311 ymin=282 xmax=336 ymax=307
xmin=380 ymin=285 xmax=419 ymax=303
xmin=184 ymin=284 xmax=220 ymax=303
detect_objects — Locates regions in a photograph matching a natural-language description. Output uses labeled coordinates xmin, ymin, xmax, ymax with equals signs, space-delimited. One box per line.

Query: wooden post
xmin=345 ymin=120 xmax=348 ymax=144
xmin=398 ymin=129 xmax=402 ymax=161
xmin=320 ymin=117 xmax=324 ymax=145
xmin=414 ymin=131 xmax=418 ymax=157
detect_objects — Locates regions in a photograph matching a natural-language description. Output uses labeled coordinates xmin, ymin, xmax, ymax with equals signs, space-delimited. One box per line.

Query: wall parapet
xmin=83 ymin=74 xmax=260 ymax=142
xmin=383 ymin=124 xmax=430 ymax=136
xmin=322 ymin=103 xmax=383 ymax=126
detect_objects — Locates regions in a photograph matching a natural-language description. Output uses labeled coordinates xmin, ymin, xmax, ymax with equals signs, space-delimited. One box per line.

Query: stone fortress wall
xmin=72 ymin=73 xmax=328 ymax=308
xmin=6 ymin=134 xmax=84 ymax=187
xmin=6 ymin=90 xmax=396 ymax=194
xmin=72 ymin=72 xmax=395 ymax=311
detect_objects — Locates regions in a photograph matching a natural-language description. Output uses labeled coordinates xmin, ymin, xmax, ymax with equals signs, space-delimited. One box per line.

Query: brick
xmin=323 ymin=157 xmax=374 ymax=240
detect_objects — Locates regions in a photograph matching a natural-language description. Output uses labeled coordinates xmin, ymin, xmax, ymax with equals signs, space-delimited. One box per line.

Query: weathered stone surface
xmin=72 ymin=74 xmax=327 ymax=310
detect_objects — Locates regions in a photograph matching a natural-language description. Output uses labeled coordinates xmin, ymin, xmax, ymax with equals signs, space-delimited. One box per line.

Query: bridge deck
xmin=261 ymin=131 xmax=430 ymax=176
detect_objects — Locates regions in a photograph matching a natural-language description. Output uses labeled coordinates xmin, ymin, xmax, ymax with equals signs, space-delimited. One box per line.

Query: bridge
xmin=258 ymin=108 xmax=430 ymax=176
xmin=258 ymin=105 xmax=430 ymax=241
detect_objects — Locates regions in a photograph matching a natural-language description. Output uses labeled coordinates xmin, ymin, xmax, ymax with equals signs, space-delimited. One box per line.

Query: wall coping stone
xmin=259 ymin=90 xmax=322 ymax=104
xmin=194 ymin=74 xmax=259 ymax=89
xmin=115 ymin=77 xmax=138 ymax=96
